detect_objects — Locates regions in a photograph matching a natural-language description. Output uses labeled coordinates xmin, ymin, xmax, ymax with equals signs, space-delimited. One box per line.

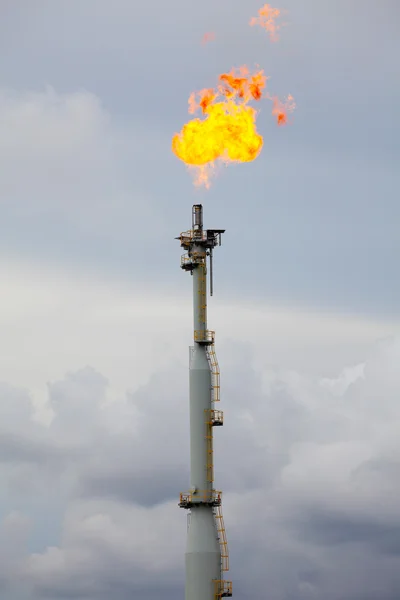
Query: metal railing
xmin=206 ymin=344 xmax=220 ymax=401
xmin=205 ymin=409 xmax=224 ymax=426
xmin=211 ymin=409 xmax=223 ymax=425
xmin=179 ymin=490 xmax=222 ymax=507
xmin=179 ymin=230 xmax=209 ymax=245
xmin=181 ymin=253 xmax=206 ymax=268
xmin=215 ymin=505 xmax=230 ymax=571
xmin=214 ymin=580 xmax=233 ymax=599
xmin=181 ymin=254 xmax=192 ymax=268
xmin=194 ymin=329 xmax=215 ymax=344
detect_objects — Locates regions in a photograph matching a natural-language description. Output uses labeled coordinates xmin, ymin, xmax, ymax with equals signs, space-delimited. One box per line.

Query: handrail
xmin=206 ymin=344 xmax=220 ymax=402
xmin=179 ymin=229 xmax=209 ymax=243
xmin=179 ymin=490 xmax=222 ymax=506
xmin=214 ymin=580 xmax=232 ymax=599
xmin=215 ymin=505 xmax=230 ymax=572
xmin=194 ymin=330 xmax=215 ymax=344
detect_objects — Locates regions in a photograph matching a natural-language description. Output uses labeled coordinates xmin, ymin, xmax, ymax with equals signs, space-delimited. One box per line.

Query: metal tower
xmin=176 ymin=205 xmax=232 ymax=600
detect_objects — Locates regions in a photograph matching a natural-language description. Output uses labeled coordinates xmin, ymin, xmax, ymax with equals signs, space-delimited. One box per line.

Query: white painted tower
xmin=177 ymin=205 xmax=232 ymax=600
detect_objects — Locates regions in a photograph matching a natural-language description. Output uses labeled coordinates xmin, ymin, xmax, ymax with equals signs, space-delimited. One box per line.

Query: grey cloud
xmin=0 ymin=383 xmax=34 ymax=427
xmin=0 ymin=278 xmax=400 ymax=600
xmin=80 ymin=464 xmax=186 ymax=507
xmin=0 ymin=380 xmax=86 ymax=495
xmin=0 ymin=430 xmax=82 ymax=466
xmin=49 ymin=366 xmax=109 ymax=436
xmin=0 ymin=336 xmax=397 ymax=599
xmin=354 ymin=457 xmax=400 ymax=484
xmin=290 ymin=508 xmax=400 ymax=552
xmin=74 ymin=368 xmax=190 ymax=505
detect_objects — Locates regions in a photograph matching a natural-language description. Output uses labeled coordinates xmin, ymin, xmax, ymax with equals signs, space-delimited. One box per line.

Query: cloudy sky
xmin=0 ymin=1 xmax=399 ymax=598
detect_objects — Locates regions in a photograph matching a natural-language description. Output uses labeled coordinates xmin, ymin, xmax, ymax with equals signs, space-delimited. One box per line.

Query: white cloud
xmin=0 ymin=258 xmax=400 ymax=598
xmin=0 ymin=257 xmax=396 ymax=415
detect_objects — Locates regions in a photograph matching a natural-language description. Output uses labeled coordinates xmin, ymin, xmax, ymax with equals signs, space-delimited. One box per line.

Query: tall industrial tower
xmin=177 ymin=205 xmax=232 ymax=600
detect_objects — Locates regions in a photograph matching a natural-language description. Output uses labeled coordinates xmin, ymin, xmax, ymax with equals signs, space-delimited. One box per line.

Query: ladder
xmin=204 ymin=336 xmax=232 ymax=599
xmin=206 ymin=343 xmax=220 ymax=403
xmin=214 ymin=504 xmax=229 ymax=572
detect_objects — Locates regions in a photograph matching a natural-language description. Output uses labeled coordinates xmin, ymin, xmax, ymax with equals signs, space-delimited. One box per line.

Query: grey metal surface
xmin=189 ymin=344 xmax=212 ymax=496
xmin=186 ymin=507 xmax=221 ymax=600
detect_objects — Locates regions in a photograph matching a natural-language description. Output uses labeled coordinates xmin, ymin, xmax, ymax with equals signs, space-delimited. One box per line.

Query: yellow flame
xmin=172 ymin=101 xmax=263 ymax=165
xmin=172 ymin=68 xmax=266 ymax=188
xmin=172 ymin=6 xmax=296 ymax=188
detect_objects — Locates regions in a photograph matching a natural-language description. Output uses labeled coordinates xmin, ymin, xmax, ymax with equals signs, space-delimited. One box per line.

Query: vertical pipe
xmin=209 ymin=249 xmax=214 ymax=297
xmin=192 ymin=247 xmax=207 ymax=341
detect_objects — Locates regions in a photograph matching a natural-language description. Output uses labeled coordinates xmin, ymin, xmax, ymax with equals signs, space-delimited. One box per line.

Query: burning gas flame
xmin=250 ymin=4 xmax=284 ymax=42
xmin=172 ymin=67 xmax=267 ymax=188
xmin=270 ymin=94 xmax=296 ymax=126
xmin=172 ymin=4 xmax=296 ymax=188
xmin=202 ymin=32 xmax=215 ymax=45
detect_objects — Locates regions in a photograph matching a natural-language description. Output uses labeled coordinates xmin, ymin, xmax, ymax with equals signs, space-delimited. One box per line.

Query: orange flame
xmin=172 ymin=5 xmax=296 ymax=188
xmin=202 ymin=32 xmax=215 ymax=45
xmin=270 ymin=94 xmax=296 ymax=126
xmin=219 ymin=66 xmax=267 ymax=102
xmin=250 ymin=4 xmax=284 ymax=42
xmin=172 ymin=67 xmax=267 ymax=188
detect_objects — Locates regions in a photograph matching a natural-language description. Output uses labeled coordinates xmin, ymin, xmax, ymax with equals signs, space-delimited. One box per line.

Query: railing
xmin=179 ymin=490 xmax=222 ymax=508
xmin=205 ymin=409 xmax=224 ymax=426
xmin=214 ymin=580 xmax=233 ymax=599
xmin=181 ymin=254 xmax=192 ymax=268
xmin=181 ymin=253 xmax=206 ymax=269
xmin=211 ymin=409 xmax=223 ymax=425
xmin=215 ymin=505 xmax=229 ymax=571
xmin=179 ymin=229 xmax=209 ymax=246
xmin=194 ymin=329 xmax=215 ymax=344
xmin=206 ymin=344 xmax=220 ymax=401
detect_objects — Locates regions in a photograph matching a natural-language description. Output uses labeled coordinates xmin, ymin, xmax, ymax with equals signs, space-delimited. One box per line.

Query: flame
xmin=172 ymin=5 xmax=296 ymax=188
xmin=250 ymin=4 xmax=284 ymax=42
xmin=172 ymin=67 xmax=266 ymax=188
xmin=202 ymin=32 xmax=215 ymax=45
xmin=219 ymin=66 xmax=267 ymax=101
xmin=270 ymin=94 xmax=296 ymax=126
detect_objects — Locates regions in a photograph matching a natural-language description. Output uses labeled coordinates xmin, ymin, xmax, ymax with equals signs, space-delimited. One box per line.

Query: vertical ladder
xmin=206 ymin=342 xmax=220 ymax=403
xmin=214 ymin=504 xmax=229 ymax=572
xmin=204 ymin=336 xmax=232 ymax=599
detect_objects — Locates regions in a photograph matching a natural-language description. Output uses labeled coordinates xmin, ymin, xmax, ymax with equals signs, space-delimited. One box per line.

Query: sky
xmin=0 ymin=1 xmax=399 ymax=599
